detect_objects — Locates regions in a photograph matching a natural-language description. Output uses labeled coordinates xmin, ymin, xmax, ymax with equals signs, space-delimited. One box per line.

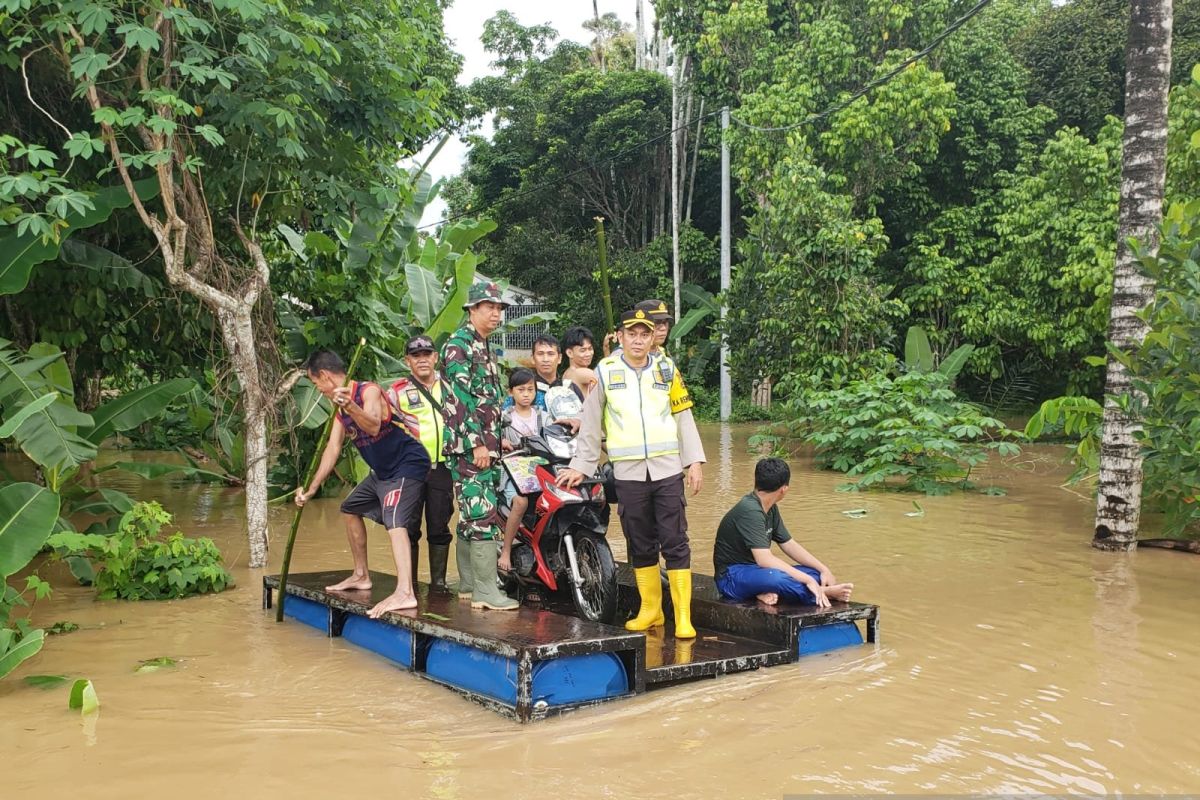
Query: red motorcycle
xmin=498 ymin=425 xmax=619 ymax=623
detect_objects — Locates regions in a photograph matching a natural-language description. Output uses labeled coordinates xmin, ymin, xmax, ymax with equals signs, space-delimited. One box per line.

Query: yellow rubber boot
xmin=625 ymin=566 xmax=665 ymax=631
xmin=667 ymin=569 xmax=697 ymax=639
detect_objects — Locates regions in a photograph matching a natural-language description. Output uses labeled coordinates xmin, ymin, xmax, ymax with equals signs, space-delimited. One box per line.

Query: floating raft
xmin=263 ymin=567 xmax=879 ymax=722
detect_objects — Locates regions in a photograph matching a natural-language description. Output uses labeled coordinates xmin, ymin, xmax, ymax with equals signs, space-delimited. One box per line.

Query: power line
xmin=417 ymin=108 xmax=721 ymax=231
xmin=417 ymin=0 xmax=993 ymax=230
xmin=729 ymin=0 xmax=993 ymax=132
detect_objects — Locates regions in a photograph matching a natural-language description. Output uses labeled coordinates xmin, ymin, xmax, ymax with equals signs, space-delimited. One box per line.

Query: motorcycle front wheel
xmin=569 ymin=532 xmax=618 ymax=624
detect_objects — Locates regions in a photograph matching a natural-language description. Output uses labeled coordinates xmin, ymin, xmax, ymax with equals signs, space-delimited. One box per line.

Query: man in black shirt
xmin=712 ymin=458 xmax=854 ymax=608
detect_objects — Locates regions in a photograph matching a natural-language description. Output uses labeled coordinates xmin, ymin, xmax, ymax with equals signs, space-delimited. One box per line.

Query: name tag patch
xmin=608 ymin=369 xmax=626 ymax=390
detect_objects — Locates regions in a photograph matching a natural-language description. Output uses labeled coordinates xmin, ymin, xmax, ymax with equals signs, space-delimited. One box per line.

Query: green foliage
xmin=761 ymin=368 xmax=1022 ymax=494
xmin=1015 ymin=0 xmax=1200 ymax=138
xmin=0 ymin=338 xmax=195 ymax=495
xmin=1024 ymin=395 xmax=1103 ymax=483
xmin=49 ymin=501 xmax=232 ymax=601
xmin=68 ymin=678 xmax=99 ymax=713
xmin=0 ymin=179 xmax=159 ymax=296
xmin=1112 ymin=203 xmax=1200 ymax=536
xmin=0 ymin=481 xmax=60 ymax=680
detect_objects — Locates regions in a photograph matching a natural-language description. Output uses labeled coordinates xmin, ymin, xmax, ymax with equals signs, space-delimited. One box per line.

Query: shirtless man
xmin=295 ymin=350 xmax=431 ymax=617
xmin=712 ymin=457 xmax=854 ymax=607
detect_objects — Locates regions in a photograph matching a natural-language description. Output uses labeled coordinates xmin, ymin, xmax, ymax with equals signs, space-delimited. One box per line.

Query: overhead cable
xmin=729 ymin=0 xmax=994 ymax=132
xmin=417 ymin=0 xmax=993 ymax=230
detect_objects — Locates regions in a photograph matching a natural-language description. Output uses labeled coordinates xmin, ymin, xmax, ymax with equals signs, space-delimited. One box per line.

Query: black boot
xmin=428 ymin=544 xmax=450 ymax=592
xmin=410 ymin=541 xmax=421 ymax=587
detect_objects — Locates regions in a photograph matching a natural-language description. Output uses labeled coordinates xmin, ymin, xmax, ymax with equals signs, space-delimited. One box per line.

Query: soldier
xmin=440 ymin=282 xmax=519 ymax=611
xmin=556 ymin=308 xmax=706 ymax=638
xmin=388 ymin=334 xmax=453 ymax=592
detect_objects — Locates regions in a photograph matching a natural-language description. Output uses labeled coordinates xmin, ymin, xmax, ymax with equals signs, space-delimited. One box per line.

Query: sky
xmin=413 ymin=0 xmax=649 ymax=226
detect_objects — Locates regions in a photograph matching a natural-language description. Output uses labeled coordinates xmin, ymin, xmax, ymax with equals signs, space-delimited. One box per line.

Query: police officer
xmin=556 ymin=308 xmax=706 ymax=638
xmin=388 ymin=334 xmax=453 ymax=592
xmin=440 ymin=282 xmax=519 ymax=611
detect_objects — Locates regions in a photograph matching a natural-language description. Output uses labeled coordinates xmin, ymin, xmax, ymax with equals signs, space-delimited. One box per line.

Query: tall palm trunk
xmin=1094 ymin=0 xmax=1173 ymax=551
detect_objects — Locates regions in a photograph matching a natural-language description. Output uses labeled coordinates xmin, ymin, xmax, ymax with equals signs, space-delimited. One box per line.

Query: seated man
xmin=712 ymin=457 xmax=853 ymax=608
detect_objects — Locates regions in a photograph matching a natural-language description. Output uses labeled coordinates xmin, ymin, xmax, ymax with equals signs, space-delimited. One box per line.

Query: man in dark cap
xmin=388 ymin=334 xmax=453 ymax=592
xmin=635 ymin=298 xmax=672 ymax=355
xmin=557 ymin=307 xmax=706 ymax=639
xmin=439 ymin=282 xmax=519 ymax=610
xmin=634 ymin=298 xmax=694 ymax=415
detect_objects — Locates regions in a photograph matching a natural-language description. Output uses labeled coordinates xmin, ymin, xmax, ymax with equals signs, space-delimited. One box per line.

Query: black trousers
xmin=405 ymin=462 xmax=454 ymax=546
xmin=615 ymin=473 xmax=690 ymax=570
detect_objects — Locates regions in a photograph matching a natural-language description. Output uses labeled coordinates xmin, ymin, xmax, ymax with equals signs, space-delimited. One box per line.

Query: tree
xmin=2 ymin=0 xmax=458 ymax=566
xmin=1016 ymin=0 xmax=1200 ymax=138
xmin=1094 ymin=0 xmax=1174 ymax=551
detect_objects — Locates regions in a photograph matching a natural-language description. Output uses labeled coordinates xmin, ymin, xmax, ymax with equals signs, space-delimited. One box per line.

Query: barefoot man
xmin=295 ymin=350 xmax=431 ymax=617
xmin=713 ymin=458 xmax=854 ymax=608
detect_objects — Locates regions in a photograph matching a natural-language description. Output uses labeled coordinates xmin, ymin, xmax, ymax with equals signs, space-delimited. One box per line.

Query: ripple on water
xmin=5 ymin=431 xmax=1200 ymax=796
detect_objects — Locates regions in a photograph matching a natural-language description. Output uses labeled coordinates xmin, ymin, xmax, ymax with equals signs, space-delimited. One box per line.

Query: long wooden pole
xmin=594 ymin=217 xmax=615 ymax=335
xmin=275 ymin=337 xmax=367 ymax=621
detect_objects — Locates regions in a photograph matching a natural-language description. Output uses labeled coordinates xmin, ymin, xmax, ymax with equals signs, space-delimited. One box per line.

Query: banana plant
xmin=0 ymin=178 xmax=159 ymax=298
xmin=668 ymin=283 xmax=722 ymax=382
xmin=0 ymin=482 xmax=61 ymax=680
xmin=903 ymin=326 xmax=975 ymax=380
xmin=0 ymin=340 xmax=196 ymax=516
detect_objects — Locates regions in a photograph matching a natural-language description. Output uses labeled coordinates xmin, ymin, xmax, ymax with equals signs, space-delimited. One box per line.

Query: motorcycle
xmin=497 ymin=420 xmax=619 ymax=624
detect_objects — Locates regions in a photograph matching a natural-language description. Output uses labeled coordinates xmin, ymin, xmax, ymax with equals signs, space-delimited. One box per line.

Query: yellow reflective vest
xmin=596 ymin=354 xmax=680 ymax=462
xmin=388 ymin=376 xmax=446 ymax=465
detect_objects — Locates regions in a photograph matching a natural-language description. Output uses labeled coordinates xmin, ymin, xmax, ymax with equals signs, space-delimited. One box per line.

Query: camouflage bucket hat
xmin=463 ymin=281 xmax=507 ymax=309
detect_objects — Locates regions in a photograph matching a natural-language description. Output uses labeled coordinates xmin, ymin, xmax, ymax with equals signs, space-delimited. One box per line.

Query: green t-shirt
xmin=712 ymin=492 xmax=792 ymax=576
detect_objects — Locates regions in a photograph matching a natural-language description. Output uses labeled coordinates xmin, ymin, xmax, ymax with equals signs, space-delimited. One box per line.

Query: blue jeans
xmin=716 ymin=563 xmax=822 ymax=604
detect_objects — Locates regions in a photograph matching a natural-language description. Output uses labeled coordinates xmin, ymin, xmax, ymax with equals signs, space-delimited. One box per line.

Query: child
xmin=498 ymin=368 xmax=553 ymax=572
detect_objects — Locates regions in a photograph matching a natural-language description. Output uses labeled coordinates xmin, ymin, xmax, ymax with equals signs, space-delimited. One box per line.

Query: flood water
xmin=3 ymin=425 xmax=1199 ymax=798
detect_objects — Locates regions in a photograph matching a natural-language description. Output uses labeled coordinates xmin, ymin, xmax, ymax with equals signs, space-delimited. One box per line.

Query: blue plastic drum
xmin=282 ymin=595 xmax=329 ymax=633
xmin=342 ymin=615 xmax=413 ymax=668
xmin=425 ymin=639 xmax=629 ymax=706
xmin=798 ymin=621 xmax=863 ymax=655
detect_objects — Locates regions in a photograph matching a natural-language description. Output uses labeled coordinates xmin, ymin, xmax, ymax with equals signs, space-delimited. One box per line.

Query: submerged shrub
xmin=50 ymin=502 xmax=232 ymax=600
xmin=760 ymin=370 xmax=1022 ymax=494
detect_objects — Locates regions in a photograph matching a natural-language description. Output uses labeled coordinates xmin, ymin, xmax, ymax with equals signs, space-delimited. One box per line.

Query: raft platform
xmin=263 ymin=567 xmax=879 ymax=722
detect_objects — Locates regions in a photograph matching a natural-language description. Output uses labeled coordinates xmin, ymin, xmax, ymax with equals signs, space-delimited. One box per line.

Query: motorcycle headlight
xmin=549 ymin=436 xmax=574 ymax=459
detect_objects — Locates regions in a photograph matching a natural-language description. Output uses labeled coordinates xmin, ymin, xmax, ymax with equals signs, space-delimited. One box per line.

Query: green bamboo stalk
xmin=594 ymin=217 xmax=615 ymax=334
xmin=275 ymin=337 xmax=368 ymax=622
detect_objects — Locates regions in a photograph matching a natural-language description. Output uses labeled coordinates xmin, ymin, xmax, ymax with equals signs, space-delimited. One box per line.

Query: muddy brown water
xmin=3 ymin=425 xmax=1198 ymax=798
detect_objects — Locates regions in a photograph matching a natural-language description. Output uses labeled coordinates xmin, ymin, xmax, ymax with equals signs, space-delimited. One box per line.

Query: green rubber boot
xmin=469 ymin=539 xmax=518 ymax=611
xmin=454 ymin=538 xmax=474 ymax=600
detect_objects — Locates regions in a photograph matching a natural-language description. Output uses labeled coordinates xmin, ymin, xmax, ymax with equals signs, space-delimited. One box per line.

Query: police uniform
xmin=388 ymin=334 xmax=453 ymax=591
xmin=568 ymin=308 xmax=706 ymax=638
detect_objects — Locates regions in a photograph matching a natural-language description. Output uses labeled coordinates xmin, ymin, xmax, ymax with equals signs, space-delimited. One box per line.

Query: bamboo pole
xmin=594 ymin=217 xmax=615 ymax=335
xmin=275 ymin=337 xmax=367 ymax=622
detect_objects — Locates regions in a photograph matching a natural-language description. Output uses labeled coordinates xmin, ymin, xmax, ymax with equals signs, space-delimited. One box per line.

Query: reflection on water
xmin=3 ymin=428 xmax=1199 ymax=797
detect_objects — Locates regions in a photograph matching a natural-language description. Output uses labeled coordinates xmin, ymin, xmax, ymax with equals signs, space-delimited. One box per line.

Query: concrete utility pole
xmin=719 ymin=106 xmax=731 ymax=422
xmin=671 ymin=49 xmax=681 ymax=323
xmin=635 ymin=0 xmax=645 ymax=70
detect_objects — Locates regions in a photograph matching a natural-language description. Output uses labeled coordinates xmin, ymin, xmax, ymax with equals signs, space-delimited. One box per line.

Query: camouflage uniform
xmin=440 ymin=320 xmax=504 ymax=541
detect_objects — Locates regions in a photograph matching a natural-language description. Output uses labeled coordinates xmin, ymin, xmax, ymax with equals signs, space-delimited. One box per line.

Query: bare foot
xmin=367 ymin=591 xmax=417 ymax=618
xmin=325 ymin=574 xmax=372 ymax=592
xmin=756 ymin=592 xmax=779 ymax=606
xmin=824 ymin=583 xmax=854 ymax=602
